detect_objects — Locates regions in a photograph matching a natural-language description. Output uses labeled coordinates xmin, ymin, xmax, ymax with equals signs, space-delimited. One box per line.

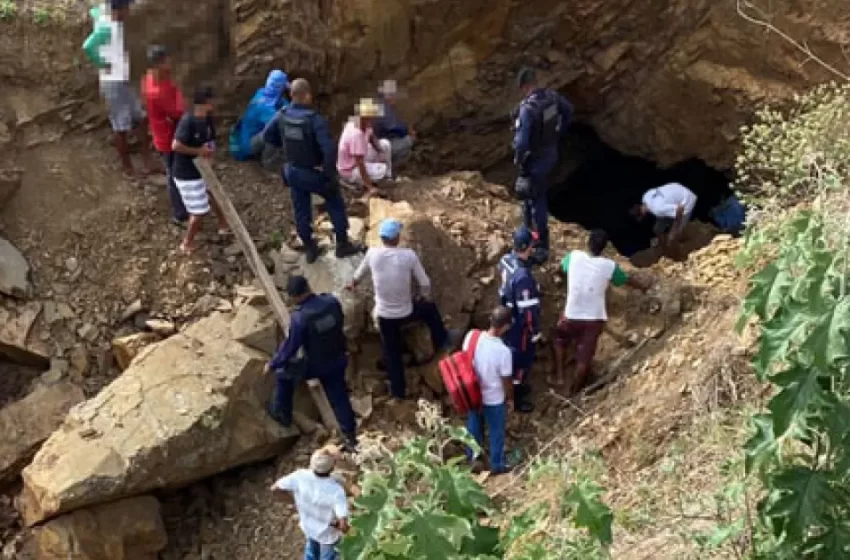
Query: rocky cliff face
xmin=1 ymin=1 xmax=846 ymax=171
xmin=228 ymin=0 xmax=847 ymax=171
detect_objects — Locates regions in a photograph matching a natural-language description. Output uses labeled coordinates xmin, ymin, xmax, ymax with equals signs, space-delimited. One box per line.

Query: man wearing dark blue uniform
xmin=513 ymin=67 xmax=574 ymax=264
xmin=263 ymin=78 xmax=361 ymax=264
xmin=264 ymin=275 xmax=358 ymax=452
xmin=498 ymin=226 xmax=542 ymax=413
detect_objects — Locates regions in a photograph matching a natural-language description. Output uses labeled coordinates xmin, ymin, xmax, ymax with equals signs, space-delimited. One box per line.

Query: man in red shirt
xmin=141 ymin=45 xmax=188 ymax=225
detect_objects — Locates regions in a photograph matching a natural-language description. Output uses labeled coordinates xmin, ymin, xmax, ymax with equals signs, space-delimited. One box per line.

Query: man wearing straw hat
xmin=337 ymin=97 xmax=393 ymax=195
xmin=271 ymin=448 xmax=349 ymax=559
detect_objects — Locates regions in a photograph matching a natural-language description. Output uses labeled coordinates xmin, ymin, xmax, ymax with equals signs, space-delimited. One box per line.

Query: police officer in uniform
xmin=263 ymin=78 xmax=362 ymax=264
xmin=498 ymin=226 xmax=542 ymax=413
xmin=512 ymin=67 xmax=574 ymax=264
xmin=264 ymin=275 xmax=358 ymax=451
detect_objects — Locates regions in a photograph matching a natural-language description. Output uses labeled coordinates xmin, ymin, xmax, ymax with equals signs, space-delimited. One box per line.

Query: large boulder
xmin=367 ymin=198 xmax=476 ymax=330
xmin=230 ymin=301 xmax=279 ymax=356
xmin=0 ymin=381 xmax=85 ymax=483
xmin=300 ymin=254 xmax=368 ymax=339
xmin=0 ymin=237 xmax=30 ymax=298
xmin=36 ymin=496 xmax=166 ymax=560
xmin=20 ymin=312 xmax=299 ymax=526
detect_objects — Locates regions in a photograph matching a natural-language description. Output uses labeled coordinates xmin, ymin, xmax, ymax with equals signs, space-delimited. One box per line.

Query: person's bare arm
xmin=347 ymin=249 xmax=371 ymax=290
xmin=172 ymin=139 xmax=211 ymax=158
xmin=355 ymin=155 xmax=376 ymax=191
xmin=502 ymin=377 xmax=514 ymax=403
xmin=411 ymin=254 xmax=432 ymax=299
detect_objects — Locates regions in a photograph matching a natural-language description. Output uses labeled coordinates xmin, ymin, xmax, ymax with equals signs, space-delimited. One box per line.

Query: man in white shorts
xmin=337 ymin=98 xmax=392 ymax=195
xmin=171 ymin=86 xmax=229 ymax=253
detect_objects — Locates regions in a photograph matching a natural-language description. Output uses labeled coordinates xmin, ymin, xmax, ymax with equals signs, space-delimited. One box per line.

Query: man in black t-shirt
xmin=171 ymin=86 xmax=229 ymax=253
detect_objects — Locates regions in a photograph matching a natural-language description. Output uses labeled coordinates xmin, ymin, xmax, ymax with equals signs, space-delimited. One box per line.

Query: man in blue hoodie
xmin=82 ymin=0 xmax=158 ymax=178
xmin=230 ymin=69 xmax=289 ymax=162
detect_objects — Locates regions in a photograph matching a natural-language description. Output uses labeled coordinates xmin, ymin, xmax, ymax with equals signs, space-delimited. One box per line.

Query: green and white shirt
xmin=561 ymin=250 xmax=628 ymax=321
xmin=82 ymin=4 xmax=129 ymax=83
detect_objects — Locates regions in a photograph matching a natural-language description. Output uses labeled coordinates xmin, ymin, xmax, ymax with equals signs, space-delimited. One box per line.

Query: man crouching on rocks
xmin=271 ymin=448 xmax=349 ymax=560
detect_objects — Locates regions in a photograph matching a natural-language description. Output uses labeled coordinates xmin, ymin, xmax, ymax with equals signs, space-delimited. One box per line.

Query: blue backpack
xmin=710 ymin=195 xmax=746 ymax=235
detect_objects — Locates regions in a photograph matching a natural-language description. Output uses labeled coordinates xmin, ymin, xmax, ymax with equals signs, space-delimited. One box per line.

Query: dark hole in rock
xmin=547 ymin=123 xmax=735 ymax=262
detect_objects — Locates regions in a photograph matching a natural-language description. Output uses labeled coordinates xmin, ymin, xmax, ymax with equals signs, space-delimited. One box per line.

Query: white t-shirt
xmin=353 ymin=246 xmax=431 ymax=319
xmin=275 ymin=469 xmax=349 ymax=544
xmin=462 ymin=330 xmax=512 ymax=406
xmin=98 ymin=17 xmax=130 ymax=82
xmin=642 ymin=183 xmax=697 ymax=219
xmin=563 ymin=251 xmax=626 ymax=321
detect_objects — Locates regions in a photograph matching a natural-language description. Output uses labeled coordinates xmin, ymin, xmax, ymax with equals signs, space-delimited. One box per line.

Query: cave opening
xmin=546 ymin=123 xmax=735 ymax=262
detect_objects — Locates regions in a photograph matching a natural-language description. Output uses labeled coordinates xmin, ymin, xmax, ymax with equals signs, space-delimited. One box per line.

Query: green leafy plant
xmin=0 ymin=0 xmax=17 ymax=20
xmin=341 ymin=402 xmax=500 ymax=559
xmin=342 ymin=403 xmax=614 ymax=559
xmin=33 ymin=6 xmax=50 ymax=25
xmin=735 ymin=84 xmax=850 ymax=558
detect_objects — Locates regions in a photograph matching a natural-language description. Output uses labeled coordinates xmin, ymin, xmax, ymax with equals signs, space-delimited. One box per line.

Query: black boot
xmin=335 ymin=239 xmax=364 ymax=259
xmin=342 ymin=432 xmax=358 ymax=454
xmin=266 ymin=403 xmax=292 ymax=428
xmin=304 ymin=241 xmax=320 ymax=264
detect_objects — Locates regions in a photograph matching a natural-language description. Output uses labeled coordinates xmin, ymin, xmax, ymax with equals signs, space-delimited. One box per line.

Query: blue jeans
xmin=466 ymin=403 xmax=507 ymax=473
xmin=284 ymin=165 xmax=349 ymax=246
xmin=304 ymin=538 xmax=339 ymax=560
xmin=161 ymin=152 xmax=188 ymax=222
xmin=273 ymin=358 xmax=357 ymax=438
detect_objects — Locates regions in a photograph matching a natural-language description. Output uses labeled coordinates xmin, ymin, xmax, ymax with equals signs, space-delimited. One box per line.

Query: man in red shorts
xmin=553 ymin=229 xmax=648 ymax=392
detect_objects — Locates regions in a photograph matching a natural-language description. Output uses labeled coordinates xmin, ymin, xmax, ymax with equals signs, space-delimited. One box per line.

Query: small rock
xmin=350 ymin=394 xmax=373 ymax=419
xmin=485 ymin=234 xmax=508 ymax=264
xmin=65 ymin=257 xmax=79 ymax=273
xmin=145 ymin=319 xmax=177 ymax=337
xmin=348 ymin=217 xmax=366 ymax=244
xmin=119 ymin=299 xmax=144 ymax=322
xmin=113 ymin=332 xmax=161 ymax=371
xmin=77 ymin=323 xmax=98 ymax=342
xmin=53 ymin=283 xmax=70 ymax=296
xmin=0 ymin=237 xmax=31 ymax=298
xmin=224 ymin=243 xmax=242 ymax=257
xmin=234 ymin=285 xmax=266 ymax=306
xmin=69 ymin=346 xmax=89 ymax=377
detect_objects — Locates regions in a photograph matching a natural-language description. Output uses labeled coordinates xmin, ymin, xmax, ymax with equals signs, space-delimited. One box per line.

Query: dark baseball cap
xmin=286 ymin=275 xmax=310 ymax=297
xmin=513 ymin=226 xmax=534 ymax=250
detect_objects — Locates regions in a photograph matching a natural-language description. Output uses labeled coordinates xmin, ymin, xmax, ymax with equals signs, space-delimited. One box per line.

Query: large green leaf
xmin=768 ymin=364 xmax=826 ymax=435
xmin=753 ymin=304 xmax=816 ymax=378
xmin=766 ymin=466 xmax=833 ymax=541
xmin=739 ymin=262 xmax=791 ymax=331
xmin=459 ymin=524 xmax=501 ymax=556
xmin=400 ymin=511 xmax=473 ymax=559
xmin=340 ymin=478 xmax=395 ymax=560
xmin=565 ymin=479 xmax=614 ymax=545
xmin=744 ymin=414 xmax=779 ymax=475
xmin=433 ymin=466 xmax=491 ymax=518
xmin=804 ymin=297 xmax=850 ymax=370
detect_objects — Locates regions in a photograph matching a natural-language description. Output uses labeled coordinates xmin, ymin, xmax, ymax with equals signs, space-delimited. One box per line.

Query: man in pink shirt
xmin=337 ymin=99 xmax=392 ymax=195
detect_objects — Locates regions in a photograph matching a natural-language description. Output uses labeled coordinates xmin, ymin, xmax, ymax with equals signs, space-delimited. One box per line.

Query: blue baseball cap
xmin=379 ymin=218 xmax=403 ymax=240
xmin=513 ymin=226 xmax=534 ymax=250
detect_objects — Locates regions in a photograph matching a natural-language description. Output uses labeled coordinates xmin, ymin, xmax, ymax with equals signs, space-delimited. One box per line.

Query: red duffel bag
xmin=438 ymin=330 xmax=483 ymax=414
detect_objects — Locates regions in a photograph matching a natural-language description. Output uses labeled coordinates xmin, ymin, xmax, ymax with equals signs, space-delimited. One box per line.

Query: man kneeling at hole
xmin=264 ymin=275 xmax=358 ymax=452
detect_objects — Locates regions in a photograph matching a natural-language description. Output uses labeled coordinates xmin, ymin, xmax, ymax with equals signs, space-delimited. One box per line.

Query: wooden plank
xmin=195 ymin=159 xmax=340 ymax=433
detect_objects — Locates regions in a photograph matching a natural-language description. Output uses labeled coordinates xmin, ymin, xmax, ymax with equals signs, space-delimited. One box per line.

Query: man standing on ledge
xmin=512 ymin=67 xmax=574 ymax=264
xmin=263 ymin=79 xmax=362 ymax=264
xmin=83 ymin=0 xmax=158 ymax=178
xmin=142 ymin=45 xmax=188 ymax=227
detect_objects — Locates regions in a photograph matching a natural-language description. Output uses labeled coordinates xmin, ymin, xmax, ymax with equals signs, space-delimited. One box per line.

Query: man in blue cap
xmin=497 ymin=225 xmax=542 ymax=413
xmin=348 ymin=218 xmax=460 ymax=399
xmin=512 ymin=67 xmax=574 ymax=264
xmin=262 ymin=78 xmax=362 ymax=264
xmin=264 ymin=275 xmax=358 ymax=452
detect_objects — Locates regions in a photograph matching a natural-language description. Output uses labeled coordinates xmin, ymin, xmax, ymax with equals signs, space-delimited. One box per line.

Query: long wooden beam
xmin=195 ymin=159 xmax=340 ymax=433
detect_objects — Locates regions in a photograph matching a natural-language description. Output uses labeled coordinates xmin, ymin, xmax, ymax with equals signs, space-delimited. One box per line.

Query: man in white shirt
xmin=347 ymin=218 xmax=459 ymax=399
xmin=464 ymin=306 xmax=514 ymax=474
xmin=554 ymin=230 xmax=648 ymax=393
xmin=271 ymin=449 xmax=349 ymax=560
xmin=631 ymin=183 xmax=698 ymax=256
